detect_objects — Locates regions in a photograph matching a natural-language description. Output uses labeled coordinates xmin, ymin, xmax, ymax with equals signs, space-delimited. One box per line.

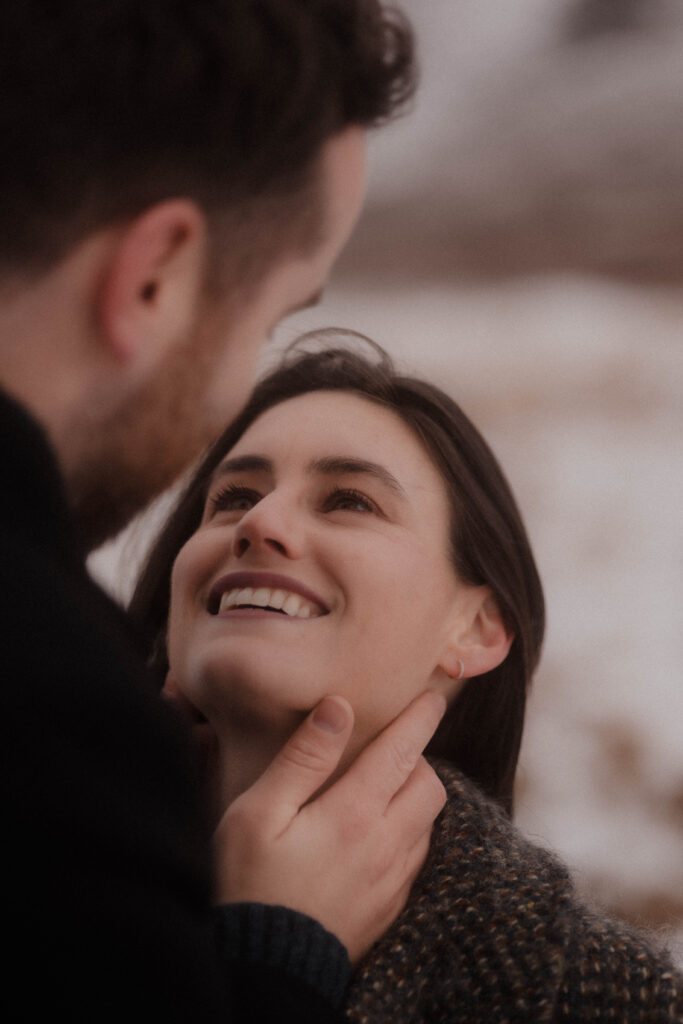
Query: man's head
xmin=1 ymin=0 xmax=414 ymax=278
xmin=69 ymin=128 xmax=369 ymax=548
xmin=0 ymin=1 xmax=415 ymax=547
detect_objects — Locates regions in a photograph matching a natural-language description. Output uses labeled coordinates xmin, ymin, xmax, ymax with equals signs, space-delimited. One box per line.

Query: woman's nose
xmin=231 ymin=493 xmax=303 ymax=560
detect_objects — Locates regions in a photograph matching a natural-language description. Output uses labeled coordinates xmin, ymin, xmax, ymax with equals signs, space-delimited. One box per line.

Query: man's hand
xmin=213 ymin=691 xmax=447 ymax=964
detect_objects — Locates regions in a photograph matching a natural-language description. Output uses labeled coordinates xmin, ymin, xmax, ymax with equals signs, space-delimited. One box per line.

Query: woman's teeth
xmin=217 ymin=586 xmax=318 ymax=618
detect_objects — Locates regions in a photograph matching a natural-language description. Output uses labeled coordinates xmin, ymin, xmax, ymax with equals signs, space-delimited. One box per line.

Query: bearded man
xmin=0 ymin=3 xmax=447 ymax=1020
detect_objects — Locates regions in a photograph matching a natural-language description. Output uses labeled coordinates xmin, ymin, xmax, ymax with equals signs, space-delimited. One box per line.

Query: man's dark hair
xmin=130 ymin=335 xmax=545 ymax=817
xmin=1 ymin=1 xmax=414 ymax=276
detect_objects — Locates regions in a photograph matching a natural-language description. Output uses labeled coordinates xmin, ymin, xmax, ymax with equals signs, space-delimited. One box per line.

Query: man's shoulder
xmin=0 ymin=516 xmax=182 ymax=792
xmin=0 ymin=522 xmax=135 ymax=673
xmin=0 ymin=499 xmax=209 ymax=860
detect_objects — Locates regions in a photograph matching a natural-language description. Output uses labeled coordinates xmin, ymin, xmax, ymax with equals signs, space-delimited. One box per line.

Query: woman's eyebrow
xmin=309 ymin=456 xmax=406 ymax=497
xmin=211 ymin=454 xmax=272 ymax=480
xmin=210 ymin=453 xmax=406 ymax=497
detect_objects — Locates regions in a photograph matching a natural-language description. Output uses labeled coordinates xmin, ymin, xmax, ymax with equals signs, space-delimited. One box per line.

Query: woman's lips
xmin=207 ymin=572 xmax=328 ymax=618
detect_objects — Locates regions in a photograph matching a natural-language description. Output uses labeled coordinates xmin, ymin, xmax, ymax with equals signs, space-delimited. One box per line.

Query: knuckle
xmin=413 ymin=770 xmax=446 ymax=823
xmin=425 ymin=770 xmax=447 ymax=813
xmin=339 ymin=806 xmax=374 ymax=845
xmin=222 ymin=793 xmax=261 ymax=837
xmin=371 ymin=840 xmax=396 ymax=881
xmin=281 ymin=733 xmax=331 ymax=776
xmin=388 ymin=734 xmax=419 ymax=779
xmin=413 ymin=757 xmax=447 ymax=812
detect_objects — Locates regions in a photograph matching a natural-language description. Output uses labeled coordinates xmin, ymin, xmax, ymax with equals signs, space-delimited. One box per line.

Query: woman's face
xmin=168 ymin=390 xmax=478 ymax=742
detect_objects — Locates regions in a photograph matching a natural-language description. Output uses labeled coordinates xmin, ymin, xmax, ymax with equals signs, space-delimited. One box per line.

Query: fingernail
xmin=312 ymin=697 xmax=349 ymax=734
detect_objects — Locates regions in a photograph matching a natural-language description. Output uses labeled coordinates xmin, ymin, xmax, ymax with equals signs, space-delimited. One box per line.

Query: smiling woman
xmin=130 ymin=335 xmax=682 ymax=1023
xmin=133 ymin=336 xmax=542 ymax=814
xmin=166 ymin=383 xmax=517 ymax=806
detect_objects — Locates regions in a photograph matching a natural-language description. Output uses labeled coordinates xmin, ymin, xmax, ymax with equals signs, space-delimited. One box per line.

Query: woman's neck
xmin=211 ymin=707 xmax=370 ymax=817
xmin=213 ymin=710 xmax=306 ymax=812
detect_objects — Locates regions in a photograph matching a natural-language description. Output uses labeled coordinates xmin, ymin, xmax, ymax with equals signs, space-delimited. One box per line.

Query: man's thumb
xmin=248 ymin=696 xmax=354 ymax=827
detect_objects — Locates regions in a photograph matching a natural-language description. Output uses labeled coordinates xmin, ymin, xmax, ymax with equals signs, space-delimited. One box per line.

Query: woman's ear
xmin=439 ymin=587 xmax=513 ymax=684
xmin=98 ymin=199 xmax=207 ymax=368
xmin=162 ymin=670 xmax=184 ymax=705
xmin=162 ymin=670 xmax=203 ymax=719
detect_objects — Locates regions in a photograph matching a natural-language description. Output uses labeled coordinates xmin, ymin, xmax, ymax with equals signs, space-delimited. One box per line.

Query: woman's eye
xmin=208 ymin=484 xmax=260 ymax=515
xmin=324 ymin=488 xmax=378 ymax=514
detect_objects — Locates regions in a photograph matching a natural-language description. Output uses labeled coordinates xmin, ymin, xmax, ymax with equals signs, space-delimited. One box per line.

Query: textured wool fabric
xmin=346 ymin=761 xmax=683 ymax=1023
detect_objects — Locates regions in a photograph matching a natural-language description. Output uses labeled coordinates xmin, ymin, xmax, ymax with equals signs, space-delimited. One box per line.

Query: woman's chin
xmin=196 ymin=666 xmax=315 ymax=733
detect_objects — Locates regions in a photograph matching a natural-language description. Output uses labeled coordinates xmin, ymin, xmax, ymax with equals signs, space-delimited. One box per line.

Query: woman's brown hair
xmin=130 ymin=335 xmax=545 ymax=816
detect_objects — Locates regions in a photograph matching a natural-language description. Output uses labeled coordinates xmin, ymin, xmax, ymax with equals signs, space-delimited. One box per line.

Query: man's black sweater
xmin=0 ymin=388 xmax=347 ymax=1021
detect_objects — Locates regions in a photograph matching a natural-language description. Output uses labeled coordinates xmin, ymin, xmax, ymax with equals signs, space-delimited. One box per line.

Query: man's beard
xmin=68 ymin=333 xmax=229 ymax=553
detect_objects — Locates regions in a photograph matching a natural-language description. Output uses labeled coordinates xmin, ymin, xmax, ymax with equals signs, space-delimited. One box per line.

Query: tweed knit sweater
xmin=346 ymin=761 xmax=683 ymax=1023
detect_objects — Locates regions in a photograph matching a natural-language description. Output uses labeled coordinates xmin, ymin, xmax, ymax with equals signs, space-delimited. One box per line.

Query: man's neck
xmin=0 ymin=232 xmax=121 ymax=472
xmin=0 ymin=267 xmax=95 ymax=469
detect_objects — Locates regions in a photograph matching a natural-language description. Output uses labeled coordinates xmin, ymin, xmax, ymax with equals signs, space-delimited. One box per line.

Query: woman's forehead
xmin=215 ymin=390 xmax=453 ymax=520
xmin=229 ymin=391 xmax=416 ymax=457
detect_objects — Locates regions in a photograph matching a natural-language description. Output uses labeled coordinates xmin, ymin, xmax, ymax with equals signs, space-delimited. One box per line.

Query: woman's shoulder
xmin=346 ymin=760 xmax=572 ymax=1022
xmin=346 ymin=760 xmax=683 ymax=1023
xmin=426 ymin=758 xmax=572 ymax=892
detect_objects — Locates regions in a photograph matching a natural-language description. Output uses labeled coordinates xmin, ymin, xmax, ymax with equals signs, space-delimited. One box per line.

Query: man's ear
xmin=98 ymin=199 xmax=207 ymax=367
xmin=439 ymin=587 xmax=513 ymax=684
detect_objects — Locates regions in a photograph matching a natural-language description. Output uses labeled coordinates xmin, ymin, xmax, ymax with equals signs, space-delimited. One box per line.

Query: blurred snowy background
xmin=90 ymin=0 xmax=683 ymax=956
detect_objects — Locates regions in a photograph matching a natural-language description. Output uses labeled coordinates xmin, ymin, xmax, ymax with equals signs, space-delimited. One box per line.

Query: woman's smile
xmin=217 ymin=591 xmax=319 ymax=618
xmin=208 ymin=571 xmax=329 ymax=618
